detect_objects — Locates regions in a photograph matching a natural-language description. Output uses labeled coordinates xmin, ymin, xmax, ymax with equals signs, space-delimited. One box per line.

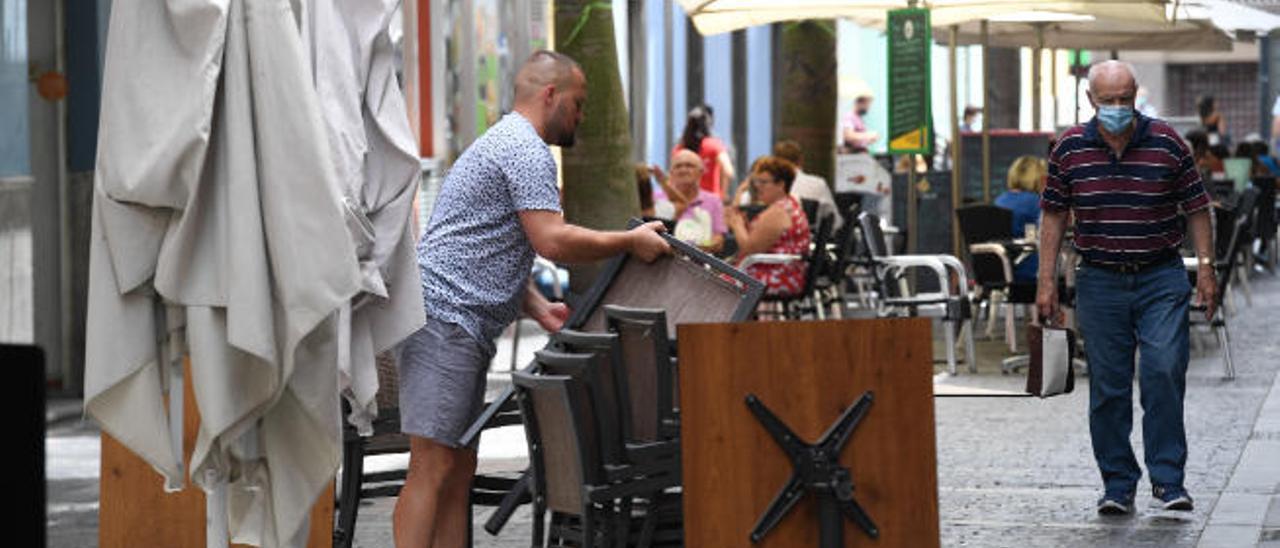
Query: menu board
xmin=887 ymin=8 xmax=931 ymax=155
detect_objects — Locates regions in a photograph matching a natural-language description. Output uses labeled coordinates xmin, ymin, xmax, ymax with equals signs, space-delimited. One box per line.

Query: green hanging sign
xmin=887 ymin=7 xmax=932 ymax=155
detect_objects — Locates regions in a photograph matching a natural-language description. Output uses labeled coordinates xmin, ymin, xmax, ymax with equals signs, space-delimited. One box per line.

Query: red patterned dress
xmin=741 ymin=195 xmax=811 ymax=296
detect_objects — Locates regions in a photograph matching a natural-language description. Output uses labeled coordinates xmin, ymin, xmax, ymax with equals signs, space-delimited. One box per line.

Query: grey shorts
xmin=397 ymin=316 xmax=497 ymax=449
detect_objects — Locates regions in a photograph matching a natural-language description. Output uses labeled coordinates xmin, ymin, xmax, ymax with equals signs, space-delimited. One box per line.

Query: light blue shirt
xmin=417 ymin=112 xmax=562 ymax=342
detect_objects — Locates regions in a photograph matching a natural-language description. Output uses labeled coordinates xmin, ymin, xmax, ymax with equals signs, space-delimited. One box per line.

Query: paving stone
xmin=1206 ymin=493 xmax=1271 ymax=526
xmin=1197 ymin=524 xmax=1260 ymax=548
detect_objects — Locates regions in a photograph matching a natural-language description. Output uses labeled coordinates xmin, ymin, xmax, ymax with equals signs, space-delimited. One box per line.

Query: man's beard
xmin=553 ymin=127 xmax=576 ymax=148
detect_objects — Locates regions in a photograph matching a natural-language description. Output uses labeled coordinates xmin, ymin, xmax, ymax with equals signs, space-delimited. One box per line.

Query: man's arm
xmin=1035 ymin=209 xmax=1069 ymax=324
xmin=1187 ymin=209 xmax=1218 ymax=320
xmin=518 ymin=210 xmax=670 ymax=264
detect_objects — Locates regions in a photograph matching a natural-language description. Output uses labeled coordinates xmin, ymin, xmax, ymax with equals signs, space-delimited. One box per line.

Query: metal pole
xmin=950 ymin=25 xmax=961 ymax=257
xmin=1051 ymin=47 xmax=1059 ymax=131
xmin=1032 ymin=24 xmax=1043 ymax=132
xmin=981 ymin=19 xmax=991 ymax=203
xmin=664 ymin=0 xmax=673 ymax=156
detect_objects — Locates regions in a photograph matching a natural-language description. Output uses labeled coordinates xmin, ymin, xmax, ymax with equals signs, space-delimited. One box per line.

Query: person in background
xmin=841 ymin=92 xmax=880 ymax=153
xmin=960 ymin=105 xmax=981 ymax=132
xmin=726 ymin=156 xmax=812 ymax=296
xmin=1136 ymin=86 xmax=1158 ymax=118
xmin=1270 ymin=94 xmax=1280 ymax=153
xmin=674 ymin=104 xmax=736 ymax=198
xmin=1185 ymin=129 xmax=1223 ymax=176
xmin=651 ymin=149 xmax=727 ymax=254
xmin=1197 ymin=94 xmax=1227 ymax=146
xmin=772 ymin=139 xmax=842 ymax=232
xmin=993 ymin=155 xmax=1046 ymax=283
xmin=635 ymin=164 xmax=656 ymax=218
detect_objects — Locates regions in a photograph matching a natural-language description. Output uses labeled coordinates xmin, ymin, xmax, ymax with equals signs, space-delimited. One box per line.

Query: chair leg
xmin=530 ymin=499 xmax=545 ymax=548
xmin=943 ymin=318 xmax=957 ymax=376
xmin=1216 ymin=321 xmax=1235 ymax=380
xmin=581 ymin=508 xmax=596 ymax=548
xmin=1005 ymin=302 xmax=1017 ymax=353
xmin=814 ymin=291 xmax=826 ymax=320
xmin=1237 ymin=261 xmax=1253 ymax=307
xmin=510 ymin=318 xmax=522 ymax=371
xmin=964 ymin=317 xmax=977 ymax=374
xmin=985 ymin=291 xmax=1002 ymax=339
xmin=333 ymin=438 xmax=364 ymax=548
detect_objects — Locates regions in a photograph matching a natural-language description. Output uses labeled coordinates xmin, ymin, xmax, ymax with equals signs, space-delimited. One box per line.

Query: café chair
xmin=857 ymin=211 xmax=976 ymax=374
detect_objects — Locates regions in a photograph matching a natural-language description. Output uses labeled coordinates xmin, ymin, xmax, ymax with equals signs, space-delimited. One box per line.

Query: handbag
xmin=1026 ymin=323 xmax=1076 ymax=397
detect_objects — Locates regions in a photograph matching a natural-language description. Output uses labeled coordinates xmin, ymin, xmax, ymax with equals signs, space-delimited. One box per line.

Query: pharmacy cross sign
xmin=745 ymin=391 xmax=879 ymax=548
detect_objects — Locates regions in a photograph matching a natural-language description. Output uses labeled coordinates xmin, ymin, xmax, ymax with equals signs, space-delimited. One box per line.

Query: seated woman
xmin=992 ymin=155 xmax=1046 ymax=284
xmin=726 ymin=156 xmax=812 ymax=296
xmin=652 ymin=149 xmax=726 ymax=254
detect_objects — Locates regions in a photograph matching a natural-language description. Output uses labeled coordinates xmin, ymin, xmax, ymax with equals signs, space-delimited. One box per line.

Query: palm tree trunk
xmin=775 ymin=21 xmax=838 ymax=183
xmin=555 ymin=0 xmax=639 ymax=294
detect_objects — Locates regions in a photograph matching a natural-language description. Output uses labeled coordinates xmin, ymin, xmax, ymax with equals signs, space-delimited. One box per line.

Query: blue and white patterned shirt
xmin=417 ymin=112 xmax=561 ymax=342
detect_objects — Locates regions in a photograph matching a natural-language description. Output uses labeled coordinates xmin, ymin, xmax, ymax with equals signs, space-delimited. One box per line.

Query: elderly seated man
xmin=652 ymin=149 xmax=727 ymax=254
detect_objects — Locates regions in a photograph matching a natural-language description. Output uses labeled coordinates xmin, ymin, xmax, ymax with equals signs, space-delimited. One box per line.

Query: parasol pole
xmin=981 ymin=19 xmax=991 ymax=203
xmin=1051 ymin=47 xmax=1059 ymax=131
xmin=1032 ymin=23 xmax=1043 ymax=131
xmin=950 ymin=24 xmax=962 ymax=256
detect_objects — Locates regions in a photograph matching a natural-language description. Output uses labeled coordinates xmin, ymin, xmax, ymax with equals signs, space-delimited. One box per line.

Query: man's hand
xmin=1197 ymin=267 xmax=1218 ymax=321
xmin=628 ymin=221 xmax=671 ymax=262
xmin=1036 ymin=279 xmax=1062 ymax=326
xmin=531 ymin=301 xmax=570 ymax=333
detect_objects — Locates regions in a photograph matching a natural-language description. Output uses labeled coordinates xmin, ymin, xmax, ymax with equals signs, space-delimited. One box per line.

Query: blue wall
xmin=744 ymin=25 xmax=771 ymax=167
xmin=0 ymin=0 xmax=29 ymax=177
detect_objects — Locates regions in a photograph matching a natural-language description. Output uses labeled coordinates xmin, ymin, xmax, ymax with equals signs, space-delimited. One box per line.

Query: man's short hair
xmin=515 ymin=50 xmax=582 ymax=100
xmin=772 ymin=140 xmax=804 ymax=166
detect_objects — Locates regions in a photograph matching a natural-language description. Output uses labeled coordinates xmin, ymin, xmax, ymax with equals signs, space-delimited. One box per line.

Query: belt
xmin=1081 ymin=250 xmax=1180 ymax=274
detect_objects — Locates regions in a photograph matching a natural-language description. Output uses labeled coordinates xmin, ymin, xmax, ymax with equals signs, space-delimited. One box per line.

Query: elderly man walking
xmin=393 ymin=50 xmax=670 ymax=548
xmin=1037 ymin=61 xmax=1216 ymax=516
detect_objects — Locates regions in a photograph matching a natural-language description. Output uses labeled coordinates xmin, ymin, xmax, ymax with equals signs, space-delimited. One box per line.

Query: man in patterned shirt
xmin=1037 ymin=61 xmax=1216 ymax=517
xmin=393 ymin=51 xmax=670 ymax=547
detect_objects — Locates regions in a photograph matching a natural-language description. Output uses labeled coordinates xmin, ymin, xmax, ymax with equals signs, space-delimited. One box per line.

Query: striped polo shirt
xmin=1041 ymin=113 xmax=1210 ymax=265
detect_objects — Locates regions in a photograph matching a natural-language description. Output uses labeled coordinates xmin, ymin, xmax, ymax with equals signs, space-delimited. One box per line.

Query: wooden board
xmin=100 ymin=360 xmax=333 ymax=548
xmin=678 ymin=318 xmax=940 ymax=548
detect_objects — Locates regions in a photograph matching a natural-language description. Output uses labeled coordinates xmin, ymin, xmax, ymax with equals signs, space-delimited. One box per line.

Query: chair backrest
xmin=539 ymin=336 xmax=630 ymax=465
xmin=1250 ymin=176 xmax=1276 ymax=240
xmin=603 ymin=305 xmax=674 ymax=444
xmin=574 ymin=226 xmax=763 ymax=336
xmin=800 ymin=198 xmax=820 ymax=227
xmin=801 ymin=214 xmax=834 ymax=295
xmin=1216 ymin=187 xmax=1260 ymax=299
xmin=826 ymin=212 xmax=862 ymax=283
xmin=511 ymin=371 xmax=600 ymax=515
xmin=955 ymin=205 xmax=1014 ymax=247
xmin=857 ymin=211 xmax=893 ymax=260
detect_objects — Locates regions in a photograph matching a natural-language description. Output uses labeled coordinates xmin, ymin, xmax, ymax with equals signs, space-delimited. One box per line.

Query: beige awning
xmin=678 ymin=0 xmax=1171 ymax=35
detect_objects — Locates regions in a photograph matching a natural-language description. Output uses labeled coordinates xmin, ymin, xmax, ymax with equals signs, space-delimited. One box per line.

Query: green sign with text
xmin=887 ymin=7 xmax=932 ymax=155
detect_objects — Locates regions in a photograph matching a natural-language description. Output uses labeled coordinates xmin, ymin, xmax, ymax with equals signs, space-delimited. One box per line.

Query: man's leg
xmin=1134 ymin=262 xmax=1192 ymax=501
xmin=394 ymin=317 xmax=496 ymax=547
xmin=1076 ymin=265 xmax=1142 ymax=501
xmin=394 ymin=437 xmax=475 ymax=547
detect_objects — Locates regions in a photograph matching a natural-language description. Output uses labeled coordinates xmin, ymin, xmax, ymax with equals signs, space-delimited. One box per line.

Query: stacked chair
xmin=955 ymin=205 xmax=1037 ymax=373
xmin=337 ymin=224 xmax=764 ymax=547
xmin=855 ymin=211 xmax=976 ymax=374
xmin=1189 ymin=187 xmax=1259 ymax=379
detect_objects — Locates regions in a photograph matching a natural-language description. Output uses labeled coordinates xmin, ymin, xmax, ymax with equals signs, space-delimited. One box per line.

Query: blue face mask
xmin=1097 ymin=105 xmax=1135 ymax=134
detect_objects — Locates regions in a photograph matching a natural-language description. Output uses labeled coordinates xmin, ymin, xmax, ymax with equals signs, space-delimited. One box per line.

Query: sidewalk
xmin=46 ymin=276 xmax=1280 ymax=547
